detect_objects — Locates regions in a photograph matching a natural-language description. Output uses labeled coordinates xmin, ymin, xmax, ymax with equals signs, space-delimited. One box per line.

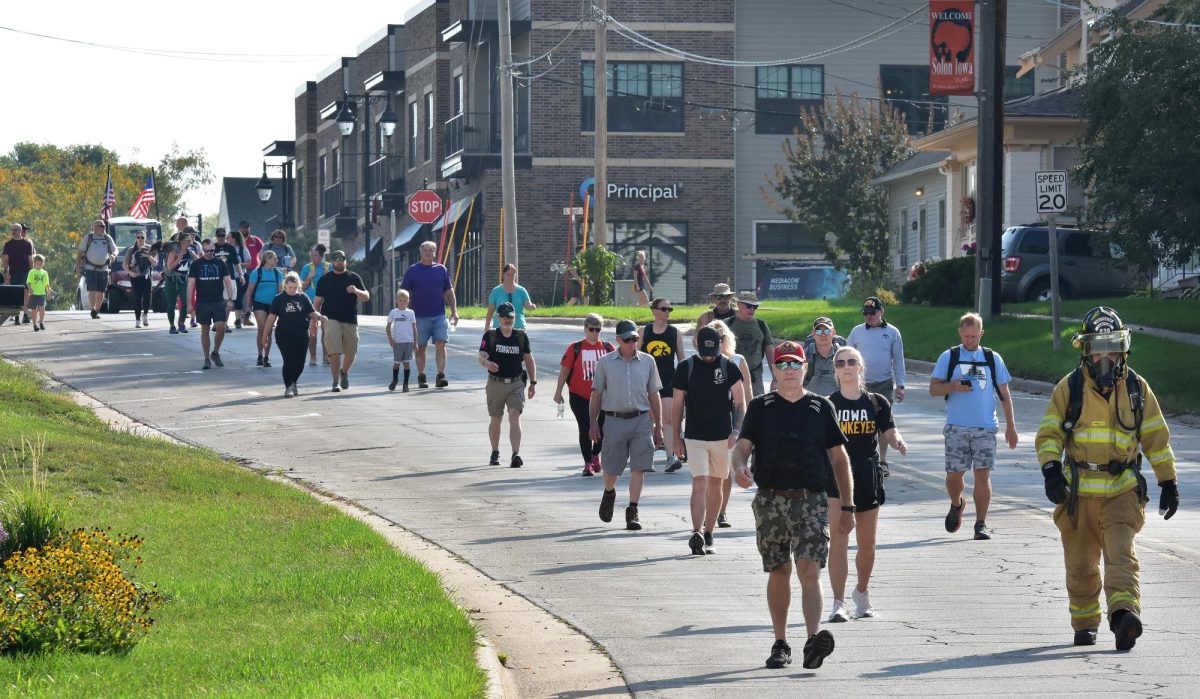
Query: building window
xmin=1004 ymin=66 xmax=1035 ymax=101
xmin=582 ymin=61 xmax=684 ymax=132
xmin=607 ymin=222 xmax=688 ymax=301
xmin=331 ymin=146 xmax=340 ymax=183
xmin=318 ymin=156 xmax=327 ymax=215
xmin=296 ymin=167 xmax=304 ymax=225
xmin=424 ymin=93 xmax=435 ymax=163
xmin=453 ymin=73 xmax=464 ymax=116
xmin=754 ymin=66 xmax=824 ymax=135
xmin=880 ymin=65 xmax=948 ymax=136
xmin=752 ymin=221 xmax=824 ymax=281
xmin=409 ymin=101 xmax=419 ymax=169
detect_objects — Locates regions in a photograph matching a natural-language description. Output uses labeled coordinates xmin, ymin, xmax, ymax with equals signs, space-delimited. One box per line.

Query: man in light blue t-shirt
xmin=928 ymin=312 xmax=1019 ymax=542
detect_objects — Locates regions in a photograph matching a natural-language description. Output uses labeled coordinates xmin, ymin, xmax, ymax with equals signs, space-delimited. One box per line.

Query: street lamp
xmin=255 ymin=163 xmax=273 ymax=203
xmin=335 ymin=91 xmax=398 ymax=138
xmin=255 ymin=159 xmax=293 ymax=229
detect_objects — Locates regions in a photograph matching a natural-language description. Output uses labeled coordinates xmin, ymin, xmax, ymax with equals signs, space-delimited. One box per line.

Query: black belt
xmin=1069 ymin=459 xmax=1136 ymax=475
xmin=488 ymin=375 xmax=522 ymax=384
xmin=603 ymin=410 xmax=647 ymax=419
xmin=759 ymin=488 xmax=811 ymax=499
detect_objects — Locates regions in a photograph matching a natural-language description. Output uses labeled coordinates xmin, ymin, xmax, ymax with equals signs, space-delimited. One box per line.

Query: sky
xmin=0 ymin=0 xmax=424 ymax=217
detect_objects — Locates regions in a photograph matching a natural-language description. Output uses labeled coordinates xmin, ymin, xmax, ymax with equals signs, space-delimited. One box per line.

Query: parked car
xmin=1000 ymin=225 xmax=1146 ymax=302
xmin=76 ymin=217 xmax=166 ymax=313
xmin=756 ymin=263 xmax=848 ymax=300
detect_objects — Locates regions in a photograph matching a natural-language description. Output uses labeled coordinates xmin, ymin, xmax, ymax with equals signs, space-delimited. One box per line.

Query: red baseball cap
xmin=773 ymin=341 xmax=806 ymax=363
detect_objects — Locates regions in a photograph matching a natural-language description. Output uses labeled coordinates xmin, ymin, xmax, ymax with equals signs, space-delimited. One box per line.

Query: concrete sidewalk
xmin=3 ymin=313 xmax=1199 ymax=697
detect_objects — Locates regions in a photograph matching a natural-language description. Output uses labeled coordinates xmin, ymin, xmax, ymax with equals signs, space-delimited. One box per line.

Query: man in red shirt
xmin=239 ymin=220 xmax=264 ymax=326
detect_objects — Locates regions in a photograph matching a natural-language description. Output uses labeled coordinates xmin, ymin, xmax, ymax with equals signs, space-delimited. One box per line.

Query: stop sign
xmin=408 ymin=189 xmax=443 ymax=224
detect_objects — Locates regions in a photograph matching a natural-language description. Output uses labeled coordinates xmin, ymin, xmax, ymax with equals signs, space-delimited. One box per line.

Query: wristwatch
xmin=529 ymin=380 xmax=537 ymax=385
xmin=841 ymin=505 xmax=857 ymax=513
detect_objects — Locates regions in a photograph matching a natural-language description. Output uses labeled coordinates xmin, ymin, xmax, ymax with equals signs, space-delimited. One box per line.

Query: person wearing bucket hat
xmin=725 ymin=290 xmax=776 ymax=397
xmin=847 ymin=295 xmax=907 ymax=468
xmin=696 ymin=282 xmax=737 ymax=328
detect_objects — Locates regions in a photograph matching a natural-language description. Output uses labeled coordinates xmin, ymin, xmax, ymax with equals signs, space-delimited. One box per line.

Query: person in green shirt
xmin=25 ymin=254 xmax=50 ymax=331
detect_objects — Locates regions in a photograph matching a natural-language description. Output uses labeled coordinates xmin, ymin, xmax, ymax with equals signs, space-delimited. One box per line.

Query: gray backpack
xmin=82 ymin=233 xmax=112 ymax=267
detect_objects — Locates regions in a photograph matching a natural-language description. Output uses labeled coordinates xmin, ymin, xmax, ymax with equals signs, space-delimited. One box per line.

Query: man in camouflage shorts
xmin=732 ymin=341 xmax=854 ymax=671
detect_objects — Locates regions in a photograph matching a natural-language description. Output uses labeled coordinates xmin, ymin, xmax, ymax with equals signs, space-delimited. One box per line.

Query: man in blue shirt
xmin=400 ymin=241 xmax=459 ymax=389
xmin=929 ymin=312 xmax=1019 ymax=541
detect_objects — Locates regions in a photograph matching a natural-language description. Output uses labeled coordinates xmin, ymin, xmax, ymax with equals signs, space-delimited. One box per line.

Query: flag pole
xmin=151 ymin=168 xmax=161 ymax=223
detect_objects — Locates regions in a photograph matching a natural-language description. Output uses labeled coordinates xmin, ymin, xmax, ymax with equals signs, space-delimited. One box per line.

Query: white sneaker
xmin=852 ymin=588 xmax=875 ymax=618
xmin=827 ymin=600 xmax=850 ymax=623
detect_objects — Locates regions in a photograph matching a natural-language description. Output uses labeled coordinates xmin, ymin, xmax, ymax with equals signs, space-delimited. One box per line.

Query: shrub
xmin=900 ymin=256 xmax=976 ymax=306
xmin=1 ymin=436 xmax=64 ymax=561
xmin=1 ymin=528 xmax=162 ymax=654
xmin=572 ymin=246 xmax=621 ymax=305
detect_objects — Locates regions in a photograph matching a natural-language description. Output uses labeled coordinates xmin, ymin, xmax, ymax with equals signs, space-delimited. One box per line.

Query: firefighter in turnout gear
xmin=1035 ymin=307 xmax=1179 ymax=650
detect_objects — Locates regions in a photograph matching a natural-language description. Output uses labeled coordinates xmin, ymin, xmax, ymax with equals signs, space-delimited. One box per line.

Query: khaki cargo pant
xmin=1053 ymin=488 xmax=1146 ymax=631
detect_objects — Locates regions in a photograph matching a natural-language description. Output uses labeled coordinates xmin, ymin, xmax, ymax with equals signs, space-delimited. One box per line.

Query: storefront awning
xmin=348 ymin=237 xmax=378 ymax=263
xmin=430 ymin=194 xmax=478 ymax=232
xmin=387 ymin=221 xmax=425 ymax=251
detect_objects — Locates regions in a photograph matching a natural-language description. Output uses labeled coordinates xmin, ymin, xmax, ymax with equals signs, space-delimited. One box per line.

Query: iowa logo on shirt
xmin=644 ymin=340 xmax=673 ymax=357
xmin=837 ymin=408 xmax=876 ymax=435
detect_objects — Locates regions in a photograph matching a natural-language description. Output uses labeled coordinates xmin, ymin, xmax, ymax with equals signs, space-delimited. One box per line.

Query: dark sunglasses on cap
xmin=834 ymin=358 xmax=860 ymax=367
xmin=774 ymin=360 xmax=804 ymax=370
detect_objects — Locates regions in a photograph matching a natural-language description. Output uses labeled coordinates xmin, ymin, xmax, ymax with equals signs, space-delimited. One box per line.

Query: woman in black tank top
xmin=639 ymin=298 xmax=686 ymax=467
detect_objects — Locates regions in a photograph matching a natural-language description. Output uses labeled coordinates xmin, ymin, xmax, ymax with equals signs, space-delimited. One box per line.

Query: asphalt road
xmin=3 ymin=311 xmax=1199 ymax=697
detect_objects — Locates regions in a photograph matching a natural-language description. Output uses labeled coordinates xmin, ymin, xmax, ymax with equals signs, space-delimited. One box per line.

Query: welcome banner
xmin=929 ymin=1 xmax=975 ymax=96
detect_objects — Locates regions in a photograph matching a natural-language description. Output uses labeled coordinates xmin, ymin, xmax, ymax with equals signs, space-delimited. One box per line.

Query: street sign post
xmin=408 ymin=189 xmax=443 ymax=225
xmin=1035 ymin=170 xmax=1069 ymax=349
xmin=317 ymin=228 xmax=331 ymax=248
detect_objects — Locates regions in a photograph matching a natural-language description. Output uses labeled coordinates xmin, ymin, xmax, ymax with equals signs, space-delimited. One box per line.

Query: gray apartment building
xmin=274 ymin=0 xmax=1063 ymax=305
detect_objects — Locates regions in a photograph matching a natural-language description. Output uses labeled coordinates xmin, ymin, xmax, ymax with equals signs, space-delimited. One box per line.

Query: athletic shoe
xmin=309 ymin=360 xmax=317 ymax=366
xmin=178 ymin=325 xmax=188 ymax=334
xmin=599 ymin=489 xmax=616 ymax=523
xmin=292 ymin=385 xmax=300 ymax=396
xmin=945 ymin=497 xmax=965 ymax=533
xmin=210 ymin=352 xmax=224 ymax=368
xmin=589 ymin=456 xmax=601 ymax=474
xmin=22 ymin=314 xmax=30 ymax=324
xmin=827 ymin=600 xmax=850 ymax=623
xmin=765 ymin=640 xmax=792 ymax=669
xmin=625 ymin=505 xmax=642 ymax=531
xmin=973 ymin=522 xmax=992 ymax=540
xmin=243 ymin=316 xmax=254 ymax=327
xmin=1074 ymin=629 xmax=1097 ymax=646
xmin=688 ymin=531 xmax=705 ymax=556
xmin=1112 ymin=610 xmax=1142 ymax=651
xmin=284 ymin=385 xmax=294 ymax=398
xmin=510 ymin=454 xmax=523 ymax=469
xmin=665 ymin=457 xmax=684 ymax=473
xmin=646 ymin=463 xmax=657 ymax=473
xmin=717 ymin=512 xmax=731 ymax=529
xmin=202 ymin=359 xmax=211 ymax=370
xmin=703 ymin=531 xmax=714 ymax=554
xmin=134 ymin=318 xmax=140 ymax=328
xmin=256 ymin=355 xmax=264 ymax=366
xmin=190 ymin=319 xmax=198 ymax=328
xmin=852 ymin=588 xmax=875 ymax=618
xmin=418 ymin=373 xmax=429 ymax=388
xmin=235 ymin=320 xmax=242 ymax=329
xmin=388 ymin=379 xmax=397 ymax=391
xmin=38 ymin=323 xmax=45 ymax=331
xmin=402 ymin=382 xmax=410 ymax=393
xmin=331 ymin=383 xmax=341 ymax=393
xmin=435 ymin=373 xmax=448 ymax=388
xmin=488 ymin=450 xmax=501 ymax=466
xmin=802 ymin=630 xmax=835 ymax=669
xmin=262 ymin=358 xmax=272 ymax=368
xmin=339 ymin=371 xmax=349 ymax=390
xmin=32 ymin=325 xmax=39 ymax=332
xmin=90 ymin=309 xmax=99 ymax=319
xmin=169 ymin=326 xmax=179 ymax=335
xmin=582 ymin=463 xmax=594 ymax=477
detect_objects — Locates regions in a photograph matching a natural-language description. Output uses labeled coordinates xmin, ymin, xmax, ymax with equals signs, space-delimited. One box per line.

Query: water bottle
xmin=557 ymin=402 xmax=565 ymax=419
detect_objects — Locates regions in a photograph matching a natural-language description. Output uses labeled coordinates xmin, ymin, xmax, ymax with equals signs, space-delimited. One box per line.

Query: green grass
xmin=0 ymin=362 xmax=486 ymax=698
xmin=1005 ymin=296 xmax=1200 ymax=334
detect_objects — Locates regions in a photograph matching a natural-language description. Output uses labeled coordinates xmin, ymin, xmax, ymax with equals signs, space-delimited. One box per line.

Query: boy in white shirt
xmin=386 ymin=289 xmax=419 ymax=392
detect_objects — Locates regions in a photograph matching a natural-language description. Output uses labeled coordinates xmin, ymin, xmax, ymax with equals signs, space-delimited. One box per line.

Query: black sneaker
xmin=178 ymin=324 xmax=188 ymax=334
xmin=202 ymin=359 xmax=211 ymax=370
xmin=802 ymin=629 xmax=835 ymax=669
xmin=625 ymin=505 xmax=642 ymax=531
xmin=262 ymin=357 xmax=271 ymax=368
xmin=599 ymin=489 xmax=616 ymax=523
xmin=435 ymin=373 xmax=448 ymax=388
xmin=90 ymin=309 xmax=100 ymax=319
xmin=331 ymin=383 xmax=341 ymax=393
xmin=510 ymin=454 xmax=523 ymax=468
xmin=1112 ymin=610 xmax=1142 ymax=651
xmin=340 ymin=371 xmax=349 ymax=390
xmin=765 ymin=640 xmax=792 ymax=669
xmin=256 ymin=355 xmax=264 ymax=366
xmin=32 ymin=325 xmax=39 ymax=332
xmin=717 ymin=512 xmax=731 ymax=528
xmin=235 ymin=319 xmax=242 ymax=329
xmin=418 ymin=373 xmax=429 ymax=389
xmin=703 ymin=531 xmax=714 ymax=554
xmin=973 ymin=522 xmax=992 ymax=540
xmin=687 ymin=532 xmax=705 ymax=555
xmin=388 ymin=379 xmax=397 ymax=391
xmin=665 ymin=457 xmax=683 ymax=473
xmin=1074 ymin=629 xmax=1098 ymax=646
xmin=210 ymin=352 xmax=223 ymax=368
xmin=488 ymin=450 xmax=501 ymax=466
xmin=945 ymin=497 xmax=965 ymax=533
xmin=402 ymin=382 xmax=409 ymax=393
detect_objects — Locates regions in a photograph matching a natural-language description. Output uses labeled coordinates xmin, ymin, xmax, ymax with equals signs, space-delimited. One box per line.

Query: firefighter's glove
xmin=1159 ymin=479 xmax=1179 ymax=520
xmin=1041 ymin=461 xmax=1069 ymax=505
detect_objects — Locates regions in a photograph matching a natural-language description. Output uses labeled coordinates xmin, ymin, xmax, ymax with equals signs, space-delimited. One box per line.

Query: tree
xmin=0 ymin=143 xmax=211 ymax=308
xmin=763 ymin=93 xmax=914 ymax=286
xmin=1075 ymin=0 xmax=1200 ymax=271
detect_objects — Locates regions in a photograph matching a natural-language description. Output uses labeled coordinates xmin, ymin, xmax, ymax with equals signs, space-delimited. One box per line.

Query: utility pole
xmin=362 ymin=97 xmax=374 ymax=314
xmin=976 ymin=0 xmax=1007 ymax=321
xmin=593 ymin=0 xmax=608 ymax=246
xmin=498 ymin=0 xmax=520 ymax=267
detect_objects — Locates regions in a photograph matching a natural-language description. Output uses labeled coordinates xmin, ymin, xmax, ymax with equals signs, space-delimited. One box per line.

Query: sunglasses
xmin=331 ymin=255 xmax=346 ymax=261
xmin=741 ymin=304 xmax=759 ymax=310
xmin=585 ymin=326 xmax=601 ymax=332
xmin=862 ymin=309 xmax=881 ymax=315
xmin=203 ymin=249 xmax=215 ymax=254
xmin=620 ymin=336 xmax=638 ymax=344
xmin=834 ymin=358 xmax=860 ymax=367
xmin=774 ymin=360 xmax=804 ymax=370
xmin=654 ymin=306 xmax=672 ymax=312
xmin=813 ymin=328 xmax=832 ymax=335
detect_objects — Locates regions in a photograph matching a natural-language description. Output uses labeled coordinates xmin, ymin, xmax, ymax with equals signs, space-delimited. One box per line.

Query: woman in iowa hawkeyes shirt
xmin=825 ymin=346 xmax=907 ymax=624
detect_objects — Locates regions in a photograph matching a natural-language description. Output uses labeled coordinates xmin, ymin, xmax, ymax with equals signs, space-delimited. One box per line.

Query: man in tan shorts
xmin=314 ymin=250 xmax=370 ymax=393
xmin=479 ymin=302 xmax=537 ymax=467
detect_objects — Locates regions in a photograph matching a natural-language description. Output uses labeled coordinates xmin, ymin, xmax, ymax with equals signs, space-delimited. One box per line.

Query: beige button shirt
xmin=590 ymin=350 xmax=661 ymax=413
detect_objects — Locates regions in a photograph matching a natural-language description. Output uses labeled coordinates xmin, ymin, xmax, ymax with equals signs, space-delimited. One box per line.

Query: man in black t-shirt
xmin=212 ymin=229 xmax=242 ymax=290
xmin=671 ymin=325 xmax=745 ymax=555
xmin=186 ymin=240 xmax=234 ymax=370
xmin=478 ymin=302 xmax=537 ymax=468
xmin=731 ymin=341 xmax=852 ymax=672
xmin=314 ymin=250 xmax=370 ymax=393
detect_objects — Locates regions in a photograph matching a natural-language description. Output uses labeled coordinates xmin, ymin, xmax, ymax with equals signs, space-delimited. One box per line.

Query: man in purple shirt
xmin=400 ymin=240 xmax=459 ymax=388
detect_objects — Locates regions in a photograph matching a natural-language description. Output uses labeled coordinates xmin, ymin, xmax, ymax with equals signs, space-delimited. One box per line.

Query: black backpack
xmin=942 ymin=345 xmax=1004 ymax=401
xmin=676 ymin=355 xmax=732 ymax=400
xmin=565 ymin=338 xmax=615 ymax=385
xmin=1061 ymin=365 xmax=1144 ymax=440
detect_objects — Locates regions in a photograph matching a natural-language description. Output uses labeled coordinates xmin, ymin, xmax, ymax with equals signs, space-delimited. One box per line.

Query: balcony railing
xmin=368 ymin=156 xmax=404 ymax=197
xmin=444 ymin=111 xmax=531 ymax=159
xmin=321 ymin=183 xmax=342 ymax=218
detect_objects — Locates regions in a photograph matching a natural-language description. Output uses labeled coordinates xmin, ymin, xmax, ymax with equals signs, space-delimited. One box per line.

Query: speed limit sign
xmin=1034 ymin=170 xmax=1068 ymax=214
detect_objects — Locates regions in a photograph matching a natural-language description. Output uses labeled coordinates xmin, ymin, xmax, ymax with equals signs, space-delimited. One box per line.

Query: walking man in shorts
xmin=400 ymin=241 xmax=459 ymax=388
xmin=672 ymin=325 xmax=746 ymax=555
xmin=186 ymin=240 xmax=235 ymax=370
xmin=478 ymin=302 xmax=537 ymax=467
xmin=315 ymin=250 xmax=370 ymax=393
xmin=929 ymin=312 xmax=1018 ymax=540
xmin=731 ymin=341 xmax=853 ymax=670
xmin=847 ymin=296 xmax=907 ymax=468
xmin=589 ymin=319 xmax=664 ymax=531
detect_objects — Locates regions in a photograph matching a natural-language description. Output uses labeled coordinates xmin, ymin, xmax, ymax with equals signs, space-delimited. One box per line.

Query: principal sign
xmin=579 ymin=177 xmax=682 ymax=203
xmin=1034 ymin=170 xmax=1069 ymax=214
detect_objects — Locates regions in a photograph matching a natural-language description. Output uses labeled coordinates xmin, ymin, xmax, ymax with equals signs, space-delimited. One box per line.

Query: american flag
xmin=99 ymin=168 xmax=116 ymax=222
xmin=129 ymin=174 xmax=156 ymax=218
